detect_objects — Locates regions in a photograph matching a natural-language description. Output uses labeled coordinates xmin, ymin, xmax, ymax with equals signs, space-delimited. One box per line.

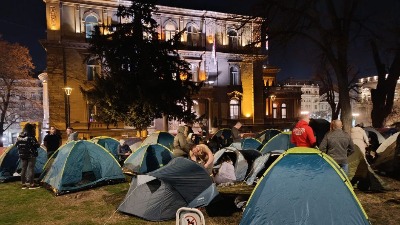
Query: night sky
xmin=0 ymin=0 xmax=398 ymax=80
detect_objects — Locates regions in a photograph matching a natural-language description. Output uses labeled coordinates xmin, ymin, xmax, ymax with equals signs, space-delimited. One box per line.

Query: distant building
xmin=42 ymin=0 xmax=284 ymax=136
xmin=1 ymin=79 xmax=43 ymax=146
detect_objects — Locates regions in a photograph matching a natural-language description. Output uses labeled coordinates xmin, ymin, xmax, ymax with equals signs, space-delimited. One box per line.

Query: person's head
xmin=300 ymin=114 xmax=310 ymax=124
xmin=189 ymin=143 xmax=200 ymax=155
xmin=119 ymin=139 xmax=125 ymax=145
xmin=234 ymin=121 xmax=242 ymax=129
xmin=331 ymin=120 xmax=343 ymax=130
xmin=66 ymin=127 xmax=74 ymax=134
xmin=199 ymin=122 xmax=204 ymax=127
xmin=22 ymin=123 xmax=36 ymax=136
xmin=49 ymin=126 xmax=57 ymax=134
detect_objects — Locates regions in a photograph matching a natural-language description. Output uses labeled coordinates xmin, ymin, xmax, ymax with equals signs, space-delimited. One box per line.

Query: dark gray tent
xmin=118 ymin=157 xmax=218 ymax=221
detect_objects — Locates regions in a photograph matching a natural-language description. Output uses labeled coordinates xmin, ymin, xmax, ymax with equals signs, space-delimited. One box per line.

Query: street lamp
xmin=270 ymin=95 xmax=276 ymax=128
xmin=63 ymin=87 xmax=72 ymax=128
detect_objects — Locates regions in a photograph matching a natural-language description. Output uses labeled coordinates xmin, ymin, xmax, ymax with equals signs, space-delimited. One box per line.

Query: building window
xmin=186 ymin=23 xmax=199 ymax=47
xmin=85 ymin=15 xmax=98 ymax=39
xmin=230 ymin=66 xmax=240 ymax=85
xmin=230 ymin=99 xmax=240 ymax=119
xmin=273 ymin=103 xmax=277 ymax=118
xmin=228 ymin=29 xmax=238 ymax=48
xmin=282 ymin=103 xmax=287 ymax=119
xmin=164 ymin=22 xmax=176 ymax=41
xmin=86 ymin=59 xmax=101 ymax=81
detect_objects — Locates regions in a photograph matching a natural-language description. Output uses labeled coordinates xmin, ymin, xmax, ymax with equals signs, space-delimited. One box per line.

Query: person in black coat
xmin=16 ymin=123 xmax=40 ymax=189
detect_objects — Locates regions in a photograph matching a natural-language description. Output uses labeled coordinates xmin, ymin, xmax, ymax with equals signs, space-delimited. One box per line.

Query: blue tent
xmin=240 ymin=138 xmax=262 ymax=150
xmin=91 ymin=136 xmax=120 ymax=159
xmin=122 ymin=144 xmax=173 ymax=175
xmin=141 ymin=131 xmax=174 ymax=149
xmin=0 ymin=145 xmax=47 ymax=182
xmin=240 ymin=147 xmax=370 ymax=225
xmin=41 ymin=140 xmax=125 ymax=195
xmin=256 ymin=129 xmax=281 ymax=145
xmin=260 ymin=131 xmax=295 ymax=154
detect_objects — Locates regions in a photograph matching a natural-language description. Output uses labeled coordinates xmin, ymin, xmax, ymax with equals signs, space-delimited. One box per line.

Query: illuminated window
xmin=230 ymin=99 xmax=240 ymax=119
xmin=282 ymin=103 xmax=287 ymax=118
xmin=228 ymin=29 xmax=238 ymax=48
xmin=230 ymin=66 xmax=240 ymax=85
xmin=187 ymin=23 xmax=199 ymax=47
xmin=85 ymin=15 xmax=98 ymax=39
xmin=86 ymin=58 xmax=101 ymax=81
xmin=165 ymin=23 xmax=176 ymax=41
xmin=273 ymin=103 xmax=277 ymax=118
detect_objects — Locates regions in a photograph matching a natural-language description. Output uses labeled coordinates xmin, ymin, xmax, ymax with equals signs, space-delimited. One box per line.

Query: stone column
xmin=38 ymin=73 xmax=50 ymax=129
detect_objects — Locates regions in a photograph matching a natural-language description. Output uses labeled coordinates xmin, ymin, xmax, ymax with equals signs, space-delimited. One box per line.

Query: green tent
xmin=373 ymin=132 xmax=400 ymax=174
xmin=41 ymin=140 xmax=125 ymax=195
xmin=91 ymin=136 xmax=120 ymax=159
xmin=241 ymin=147 xmax=370 ymax=225
xmin=141 ymin=131 xmax=174 ymax=149
xmin=260 ymin=131 xmax=295 ymax=154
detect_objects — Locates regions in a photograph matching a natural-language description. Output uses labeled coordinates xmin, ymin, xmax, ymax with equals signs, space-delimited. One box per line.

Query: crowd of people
xmin=290 ymin=114 xmax=372 ymax=175
xmin=14 ymin=114 xmax=378 ymax=190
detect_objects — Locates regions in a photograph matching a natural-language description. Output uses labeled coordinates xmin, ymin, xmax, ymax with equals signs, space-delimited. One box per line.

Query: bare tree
xmin=253 ymin=0 xmax=375 ymax=132
xmin=0 ymin=39 xmax=36 ymax=146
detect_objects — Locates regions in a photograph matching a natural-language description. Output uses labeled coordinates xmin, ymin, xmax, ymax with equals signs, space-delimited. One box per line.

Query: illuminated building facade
xmin=42 ymin=0 xmax=282 ymax=134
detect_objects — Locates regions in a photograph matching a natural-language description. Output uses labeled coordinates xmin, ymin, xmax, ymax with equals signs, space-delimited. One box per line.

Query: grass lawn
xmin=1 ymin=176 xmax=400 ymax=225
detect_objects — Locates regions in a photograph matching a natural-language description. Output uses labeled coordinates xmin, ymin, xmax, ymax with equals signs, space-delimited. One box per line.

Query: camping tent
xmin=208 ymin=128 xmax=233 ymax=152
xmin=122 ymin=144 xmax=173 ymax=175
xmin=41 ymin=140 xmax=125 ymax=195
xmin=0 ymin=145 xmax=47 ymax=182
xmin=372 ymin=132 xmax=400 ymax=174
xmin=240 ymin=147 xmax=370 ymax=225
xmin=122 ymin=137 xmax=142 ymax=151
xmin=364 ymin=127 xmax=386 ymax=144
xmin=141 ymin=131 xmax=174 ymax=149
xmin=118 ymin=157 xmax=218 ymax=221
xmin=245 ymin=150 xmax=284 ymax=185
xmin=240 ymin=138 xmax=262 ymax=150
xmin=259 ymin=132 xmax=295 ymax=154
xmin=91 ymin=136 xmax=120 ymax=159
xmin=255 ymin=129 xmax=281 ymax=145
xmin=348 ymin=144 xmax=385 ymax=191
xmin=213 ymin=147 xmax=261 ymax=181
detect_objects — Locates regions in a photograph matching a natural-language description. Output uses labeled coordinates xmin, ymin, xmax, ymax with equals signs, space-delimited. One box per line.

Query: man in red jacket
xmin=291 ymin=114 xmax=317 ymax=147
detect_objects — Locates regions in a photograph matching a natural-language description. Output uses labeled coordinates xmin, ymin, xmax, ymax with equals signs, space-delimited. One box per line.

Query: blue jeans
xmin=339 ymin=163 xmax=349 ymax=176
xmin=20 ymin=157 xmax=36 ymax=185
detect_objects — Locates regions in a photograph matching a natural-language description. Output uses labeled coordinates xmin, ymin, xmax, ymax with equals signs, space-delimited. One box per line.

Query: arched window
xmin=187 ymin=23 xmax=199 ymax=47
xmin=85 ymin=15 xmax=98 ymax=39
xmin=230 ymin=99 xmax=240 ymax=119
xmin=228 ymin=29 xmax=238 ymax=48
xmin=281 ymin=103 xmax=287 ymax=119
xmin=165 ymin=22 xmax=176 ymax=41
xmin=273 ymin=103 xmax=277 ymax=119
xmin=230 ymin=66 xmax=240 ymax=85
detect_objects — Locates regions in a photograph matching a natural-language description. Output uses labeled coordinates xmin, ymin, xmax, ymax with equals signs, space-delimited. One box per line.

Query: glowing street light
xmin=63 ymin=87 xmax=72 ymax=128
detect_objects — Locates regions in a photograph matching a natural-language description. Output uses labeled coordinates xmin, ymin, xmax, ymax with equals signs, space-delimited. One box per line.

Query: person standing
xmin=66 ymin=127 xmax=78 ymax=143
xmin=319 ymin=120 xmax=355 ymax=175
xmin=16 ymin=123 xmax=40 ymax=189
xmin=43 ymin=126 xmax=62 ymax=159
xmin=291 ymin=114 xmax=317 ymax=148
xmin=351 ymin=124 xmax=370 ymax=156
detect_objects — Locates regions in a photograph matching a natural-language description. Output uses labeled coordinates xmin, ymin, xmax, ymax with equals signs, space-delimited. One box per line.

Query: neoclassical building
xmin=42 ymin=0 xmax=297 ymax=136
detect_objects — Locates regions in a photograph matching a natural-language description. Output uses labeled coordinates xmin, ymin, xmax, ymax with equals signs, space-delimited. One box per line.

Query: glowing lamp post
xmin=270 ymin=95 xmax=276 ymax=127
xmin=63 ymin=87 xmax=72 ymax=129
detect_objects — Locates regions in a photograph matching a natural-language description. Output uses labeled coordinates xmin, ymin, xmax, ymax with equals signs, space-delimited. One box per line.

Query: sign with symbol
xmin=176 ymin=207 xmax=205 ymax=225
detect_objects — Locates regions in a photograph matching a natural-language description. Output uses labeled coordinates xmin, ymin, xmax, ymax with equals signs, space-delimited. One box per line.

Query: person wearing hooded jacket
xmin=16 ymin=123 xmax=40 ymax=189
xmin=172 ymin=126 xmax=190 ymax=157
xmin=291 ymin=114 xmax=317 ymax=148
